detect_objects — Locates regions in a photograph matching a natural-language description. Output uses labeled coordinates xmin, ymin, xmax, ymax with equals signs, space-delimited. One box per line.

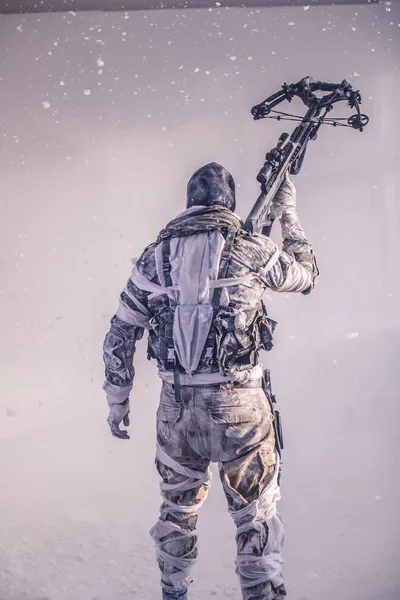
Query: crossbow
xmin=244 ymin=76 xmax=369 ymax=235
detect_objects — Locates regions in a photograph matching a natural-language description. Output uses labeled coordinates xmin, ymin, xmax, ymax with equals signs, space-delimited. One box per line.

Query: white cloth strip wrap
xmin=103 ymin=381 xmax=132 ymax=405
xmin=156 ymin=445 xmax=212 ymax=502
xmin=151 ymin=445 xmax=212 ymax=585
xmin=130 ymin=268 xmax=176 ymax=300
xmin=115 ymin=297 xmax=151 ymax=329
xmin=230 ymin=457 xmax=283 ymax=589
xmin=130 ymin=247 xmax=280 ymax=299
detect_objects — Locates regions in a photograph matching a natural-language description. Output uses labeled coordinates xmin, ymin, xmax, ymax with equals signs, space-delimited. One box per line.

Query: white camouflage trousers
xmin=150 ymin=381 xmax=285 ymax=600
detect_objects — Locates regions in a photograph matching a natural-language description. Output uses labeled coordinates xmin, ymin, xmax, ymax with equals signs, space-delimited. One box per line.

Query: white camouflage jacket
xmin=103 ymin=204 xmax=318 ymax=406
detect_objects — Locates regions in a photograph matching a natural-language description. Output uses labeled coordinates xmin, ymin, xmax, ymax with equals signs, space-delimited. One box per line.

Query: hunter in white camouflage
xmin=103 ymin=163 xmax=318 ymax=600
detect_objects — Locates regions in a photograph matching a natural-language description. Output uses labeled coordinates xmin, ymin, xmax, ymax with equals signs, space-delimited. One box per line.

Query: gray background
xmin=0 ymin=2 xmax=399 ymax=599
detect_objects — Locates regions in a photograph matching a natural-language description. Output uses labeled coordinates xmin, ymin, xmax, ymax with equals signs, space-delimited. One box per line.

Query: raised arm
xmin=261 ymin=174 xmax=319 ymax=294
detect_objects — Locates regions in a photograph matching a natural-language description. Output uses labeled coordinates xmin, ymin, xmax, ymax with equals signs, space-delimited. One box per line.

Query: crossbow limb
xmin=244 ymin=76 xmax=369 ymax=236
xmin=251 ymin=76 xmax=369 ymax=131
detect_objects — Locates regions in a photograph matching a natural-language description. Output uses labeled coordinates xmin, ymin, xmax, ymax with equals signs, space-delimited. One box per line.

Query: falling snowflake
xmin=229 ymin=56 xmax=237 ymax=61
xmin=42 ymin=101 xmax=51 ymax=109
xmin=17 ymin=23 xmax=23 ymax=32
xmin=346 ymin=332 xmax=359 ymax=340
xmin=97 ymin=58 xmax=105 ymax=67
xmin=303 ymin=5 xmax=310 ymax=10
xmin=84 ymin=89 xmax=91 ymax=96
xmin=288 ymin=22 xmax=295 ymax=26
xmin=68 ymin=11 xmax=77 ymax=16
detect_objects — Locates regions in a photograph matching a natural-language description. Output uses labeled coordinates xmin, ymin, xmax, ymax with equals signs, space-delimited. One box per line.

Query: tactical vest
xmin=133 ymin=206 xmax=278 ymax=379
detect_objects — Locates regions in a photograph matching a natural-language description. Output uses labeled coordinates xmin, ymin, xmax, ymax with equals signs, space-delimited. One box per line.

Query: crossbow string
xmin=251 ymin=76 xmax=369 ymax=131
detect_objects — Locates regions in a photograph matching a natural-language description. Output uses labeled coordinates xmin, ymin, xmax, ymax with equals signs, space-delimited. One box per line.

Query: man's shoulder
xmin=234 ymin=229 xmax=278 ymax=265
xmin=135 ymin=241 xmax=158 ymax=279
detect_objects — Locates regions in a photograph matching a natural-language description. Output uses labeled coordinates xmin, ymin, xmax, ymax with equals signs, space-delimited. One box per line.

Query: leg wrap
xmin=151 ymin=445 xmax=212 ymax=592
xmin=229 ymin=459 xmax=285 ymax=596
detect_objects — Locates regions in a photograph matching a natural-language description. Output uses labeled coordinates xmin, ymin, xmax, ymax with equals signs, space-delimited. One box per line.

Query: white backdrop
xmin=0 ymin=3 xmax=399 ymax=599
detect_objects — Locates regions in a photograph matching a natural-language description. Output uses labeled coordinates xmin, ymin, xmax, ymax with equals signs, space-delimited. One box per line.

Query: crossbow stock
xmin=245 ymin=76 xmax=369 ymax=236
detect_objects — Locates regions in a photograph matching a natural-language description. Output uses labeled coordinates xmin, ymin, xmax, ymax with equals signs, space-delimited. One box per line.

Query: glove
xmin=107 ymin=398 xmax=130 ymax=440
xmin=268 ymin=171 xmax=297 ymax=222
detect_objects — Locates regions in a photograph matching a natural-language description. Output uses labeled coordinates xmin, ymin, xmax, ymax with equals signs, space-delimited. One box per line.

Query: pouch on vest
xmin=257 ymin=300 xmax=277 ymax=352
xmin=215 ymin=306 xmax=258 ymax=375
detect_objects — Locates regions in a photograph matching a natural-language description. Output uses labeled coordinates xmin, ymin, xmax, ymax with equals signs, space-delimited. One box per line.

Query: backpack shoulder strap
xmin=161 ymin=235 xmax=173 ymax=289
xmin=212 ymin=226 xmax=237 ymax=309
xmin=160 ymin=236 xmax=183 ymax=397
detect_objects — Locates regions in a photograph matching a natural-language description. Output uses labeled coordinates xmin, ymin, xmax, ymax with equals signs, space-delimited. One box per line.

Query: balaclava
xmin=186 ymin=162 xmax=236 ymax=212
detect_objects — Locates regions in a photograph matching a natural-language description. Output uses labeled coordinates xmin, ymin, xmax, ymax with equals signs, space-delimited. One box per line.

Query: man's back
xmin=106 ymin=200 xmax=317 ymax=389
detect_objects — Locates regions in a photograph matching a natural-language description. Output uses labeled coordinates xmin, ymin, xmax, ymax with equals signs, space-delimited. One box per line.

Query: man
xmin=103 ymin=163 xmax=318 ymax=600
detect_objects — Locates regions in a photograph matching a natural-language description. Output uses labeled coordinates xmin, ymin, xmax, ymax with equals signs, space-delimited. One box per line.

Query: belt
xmin=158 ymin=364 xmax=263 ymax=386
xmin=163 ymin=378 xmax=263 ymax=390
xmin=231 ymin=378 xmax=263 ymax=389
xmin=219 ymin=378 xmax=262 ymax=389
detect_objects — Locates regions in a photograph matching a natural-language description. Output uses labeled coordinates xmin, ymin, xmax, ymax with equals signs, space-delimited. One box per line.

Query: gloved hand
xmin=269 ymin=171 xmax=306 ymax=241
xmin=107 ymin=398 xmax=130 ymax=440
xmin=268 ymin=171 xmax=297 ymax=222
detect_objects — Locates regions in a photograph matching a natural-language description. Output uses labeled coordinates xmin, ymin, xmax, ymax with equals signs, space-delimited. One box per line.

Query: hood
xmin=186 ymin=162 xmax=236 ymax=211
